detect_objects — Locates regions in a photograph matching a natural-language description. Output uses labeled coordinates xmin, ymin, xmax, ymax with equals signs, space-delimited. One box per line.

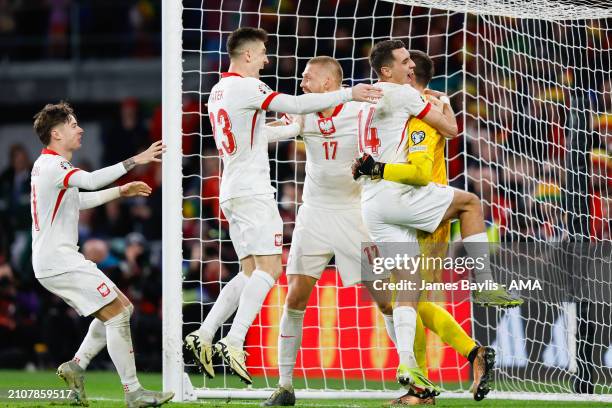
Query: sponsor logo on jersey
xmin=275 ymin=233 xmax=283 ymax=247
xmin=258 ymin=83 xmax=273 ymax=94
xmin=411 ymin=130 xmax=426 ymax=145
xmin=97 ymin=283 xmax=111 ymax=297
xmin=59 ymin=160 xmax=73 ymax=170
xmin=318 ymin=117 xmax=336 ymax=135
xmin=409 ymin=145 xmax=427 ymax=153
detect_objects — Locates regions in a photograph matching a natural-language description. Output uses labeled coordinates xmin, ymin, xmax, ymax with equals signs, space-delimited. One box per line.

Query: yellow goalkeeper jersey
xmin=407 ymin=117 xmax=451 ymax=271
xmin=405 ymin=117 xmax=447 ymax=185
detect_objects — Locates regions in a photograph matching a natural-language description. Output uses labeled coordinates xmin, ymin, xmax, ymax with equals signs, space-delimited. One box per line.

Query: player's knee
xmin=437 ymin=315 xmax=457 ymax=336
xmin=273 ymin=265 xmax=283 ymax=280
xmin=285 ymin=289 xmax=309 ymax=311
xmin=126 ymin=303 xmax=134 ymax=317
xmin=103 ymin=307 xmax=131 ymax=327
xmin=456 ymin=191 xmax=481 ymax=213
xmin=377 ymin=301 xmax=393 ymax=316
xmin=255 ymin=255 xmax=282 ymax=279
xmin=467 ymin=192 xmax=480 ymax=208
xmin=285 ymin=282 xmax=309 ymax=311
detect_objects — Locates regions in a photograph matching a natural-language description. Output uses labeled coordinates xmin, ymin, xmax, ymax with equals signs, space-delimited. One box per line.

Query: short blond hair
xmin=307 ymin=56 xmax=343 ymax=85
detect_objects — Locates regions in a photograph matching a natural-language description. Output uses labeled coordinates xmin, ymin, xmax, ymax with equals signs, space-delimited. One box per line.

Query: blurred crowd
xmin=0 ymin=0 xmax=160 ymax=61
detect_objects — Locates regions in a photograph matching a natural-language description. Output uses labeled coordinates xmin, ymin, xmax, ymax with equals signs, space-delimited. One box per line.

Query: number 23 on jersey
xmin=210 ymin=109 xmax=237 ymax=156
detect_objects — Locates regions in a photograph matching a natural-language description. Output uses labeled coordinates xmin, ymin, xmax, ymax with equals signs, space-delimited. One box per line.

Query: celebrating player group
xmin=183 ymin=27 xmax=524 ymax=406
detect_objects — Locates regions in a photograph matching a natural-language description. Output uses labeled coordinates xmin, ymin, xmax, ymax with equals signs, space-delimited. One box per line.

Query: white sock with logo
xmin=278 ymin=307 xmax=305 ymax=388
xmin=73 ymin=318 xmax=107 ymax=369
xmin=104 ymin=309 xmax=141 ymax=393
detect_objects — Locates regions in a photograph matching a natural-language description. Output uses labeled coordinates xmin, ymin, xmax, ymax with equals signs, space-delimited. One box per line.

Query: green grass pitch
xmin=0 ymin=370 xmax=608 ymax=407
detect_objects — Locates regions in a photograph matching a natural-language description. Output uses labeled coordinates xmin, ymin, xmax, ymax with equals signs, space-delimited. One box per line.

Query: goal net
xmin=162 ymin=0 xmax=612 ymax=402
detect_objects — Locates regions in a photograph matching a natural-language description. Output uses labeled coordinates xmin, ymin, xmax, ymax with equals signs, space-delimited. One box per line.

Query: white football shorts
xmin=286 ymin=204 xmax=376 ymax=286
xmin=361 ymin=181 xmax=455 ymax=257
xmin=38 ymin=261 xmax=118 ymax=316
xmin=221 ymin=193 xmax=283 ymax=260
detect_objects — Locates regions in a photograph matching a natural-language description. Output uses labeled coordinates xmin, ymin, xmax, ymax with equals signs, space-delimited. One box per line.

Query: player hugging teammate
xmin=185 ymin=27 xmax=524 ymax=406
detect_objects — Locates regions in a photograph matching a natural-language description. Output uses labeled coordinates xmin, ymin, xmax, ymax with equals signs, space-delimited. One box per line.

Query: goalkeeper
xmin=354 ymin=50 xmax=496 ymax=404
xmin=352 ymin=54 xmax=521 ymax=309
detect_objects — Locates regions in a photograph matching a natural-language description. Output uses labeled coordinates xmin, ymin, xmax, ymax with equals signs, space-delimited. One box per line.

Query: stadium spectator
xmin=0 ymin=0 xmax=16 ymax=59
xmin=0 ymin=144 xmax=31 ymax=228
xmin=46 ymin=0 xmax=70 ymax=59
xmin=0 ymin=144 xmax=33 ymax=282
xmin=128 ymin=0 xmax=158 ymax=58
xmin=102 ymin=98 xmax=150 ymax=167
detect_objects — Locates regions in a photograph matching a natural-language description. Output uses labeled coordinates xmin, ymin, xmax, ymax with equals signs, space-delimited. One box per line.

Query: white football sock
xmin=382 ymin=313 xmax=397 ymax=347
xmin=463 ymin=232 xmax=494 ymax=283
xmin=104 ymin=309 xmax=141 ymax=393
xmin=226 ymin=270 xmax=276 ymax=348
xmin=199 ymin=272 xmax=249 ymax=344
xmin=393 ymin=306 xmax=418 ymax=368
xmin=74 ymin=318 xmax=107 ymax=369
xmin=278 ymin=307 xmax=305 ymax=388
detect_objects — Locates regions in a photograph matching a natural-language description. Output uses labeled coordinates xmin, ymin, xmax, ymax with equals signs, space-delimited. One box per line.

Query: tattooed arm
xmin=64 ymin=141 xmax=165 ymax=191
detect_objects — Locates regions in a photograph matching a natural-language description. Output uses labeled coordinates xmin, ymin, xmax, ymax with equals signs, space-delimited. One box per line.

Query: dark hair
xmin=369 ymin=39 xmax=406 ymax=77
xmin=410 ymin=49 xmax=434 ymax=87
xmin=227 ymin=27 xmax=268 ymax=58
xmin=33 ymin=101 xmax=75 ymax=146
xmin=307 ymin=56 xmax=343 ymax=84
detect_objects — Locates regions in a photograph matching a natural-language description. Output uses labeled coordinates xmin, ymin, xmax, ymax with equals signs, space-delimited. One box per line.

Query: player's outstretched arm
xmin=265 ymin=114 xmax=303 ymax=143
xmin=79 ymin=181 xmax=152 ymax=210
xmin=65 ymin=141 xmax=165 ymax=191
xmin=351 ymin=153 xmax=433 ymax=186
xmin=266 ymin=84 xmax=382 ymax=114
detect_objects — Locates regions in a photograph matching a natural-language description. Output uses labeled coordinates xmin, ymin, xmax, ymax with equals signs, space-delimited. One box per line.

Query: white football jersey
xmin=208 ymin=72 xmax=281 ymax=202
xmin=301 ymin=102 xmax=362 ymax=209
xmin=357 ymin=81 xmax=431 ymax=200
xmin=31 ymin=149 xmax=88 ymax=278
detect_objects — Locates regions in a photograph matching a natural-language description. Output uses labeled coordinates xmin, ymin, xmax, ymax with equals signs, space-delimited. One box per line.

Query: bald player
xmin=261 ymin=56 xmax=376 ymax=406
xmin=184 ymin=27 xmax=382 ymax=385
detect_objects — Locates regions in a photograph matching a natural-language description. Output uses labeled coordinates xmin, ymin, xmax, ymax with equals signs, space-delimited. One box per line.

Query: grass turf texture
xmin=0 ymin=370 xmax=608 ymax=407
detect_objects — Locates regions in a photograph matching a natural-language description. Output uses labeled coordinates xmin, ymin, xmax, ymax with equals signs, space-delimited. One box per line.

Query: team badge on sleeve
xmin=59 ymin=160 xmax=74 ymax=170
xmin=411 ymin=130 xmax=426 ymax=145
xmin=258 ymin=83 xmax=273 ymax=95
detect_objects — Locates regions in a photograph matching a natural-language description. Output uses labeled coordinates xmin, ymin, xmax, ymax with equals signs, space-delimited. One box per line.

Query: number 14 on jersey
xmin=358 ymin=106 xmax=381 ymax=155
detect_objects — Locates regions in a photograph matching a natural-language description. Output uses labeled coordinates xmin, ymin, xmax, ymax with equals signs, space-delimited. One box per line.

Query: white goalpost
xmin=163 ymin=0 xmax=612 ymax=402
xmin=161 ymin=0 xmax=185 ymax=400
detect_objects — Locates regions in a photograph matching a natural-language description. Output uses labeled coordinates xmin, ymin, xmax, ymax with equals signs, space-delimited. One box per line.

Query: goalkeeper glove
xmin=352 ymin=153 xmax=385 ymax=180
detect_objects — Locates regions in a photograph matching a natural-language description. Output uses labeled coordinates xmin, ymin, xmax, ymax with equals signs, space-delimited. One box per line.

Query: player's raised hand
xmin=427 ymin=95 xmax=444 ymax=112
xmin=120 ymin=181 xmax=152 ymax=197
xmin=351 ymin=153 xmax=385 ymax=180
xmin=285 ymin=113 xmax=305 ymax=132
xmin=134 ymin=140 xmax=166 ymax=165
xmin=424 ymin=88 xmax=446 ymax=98
xmin=351 ymin=84 xmax=383 ymax=103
